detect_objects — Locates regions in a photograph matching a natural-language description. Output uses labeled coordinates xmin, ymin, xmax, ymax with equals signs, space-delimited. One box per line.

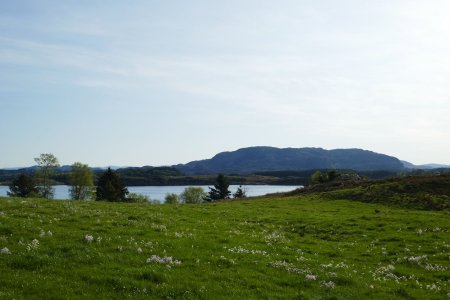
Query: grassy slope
xmin=0 ymin=196 xmax=449 ymax=299
xmin=289 ymin=174 xmax=450 ymax=211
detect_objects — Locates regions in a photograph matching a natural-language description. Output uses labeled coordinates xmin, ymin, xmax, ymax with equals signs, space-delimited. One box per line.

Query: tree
xmin=180 ymin=187 xmax=206 ymax=204
xmin=310 ymin=171 xmax=324 ymax=184
xmin=233 ymin=185 xmax=247 ymax=199
xmin=165 ymin=193 xmax=180 ymax=204
xmin=327 ymin=170 xmax=338 ymax=181
xmin=34 ymin=153 xmax=60 ymax=199
xmin=69 ymin=162 xmax=95 ymax=200
xmin=206 ymin=174 xmax=231 ymax=201
xmin=96 ymin=168 xmax=129 ymax=202
xmin=7 ymin=174 xmax=39 ymax=198
xmin=311 ymin=170 xmax=340 ymax=185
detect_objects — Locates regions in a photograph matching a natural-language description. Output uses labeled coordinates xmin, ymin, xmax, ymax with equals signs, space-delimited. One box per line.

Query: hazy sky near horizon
xmin=1 ymin=1 xmax=450 ymax=167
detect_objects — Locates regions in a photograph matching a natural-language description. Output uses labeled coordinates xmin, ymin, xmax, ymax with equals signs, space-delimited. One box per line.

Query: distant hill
xmin=175 ymin=146 xmax=405 ymax=175
xmin=401 ymin=160 xmax=450 ymax=169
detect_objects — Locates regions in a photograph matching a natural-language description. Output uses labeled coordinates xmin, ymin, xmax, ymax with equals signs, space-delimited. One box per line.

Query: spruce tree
xmin=96 ymin=168 xmax=129 ymax=202
xmin=233 ymin=185 xmax=247 ymax=199
xmin=8 ymin=174 xmax=39 ymax=198
xmin=206 ymin=174 xmax=231 ymax=201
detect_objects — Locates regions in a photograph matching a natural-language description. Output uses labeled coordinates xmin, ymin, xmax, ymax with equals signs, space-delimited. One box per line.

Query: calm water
xmin=0 ymin=185 xmax=301 ymax=202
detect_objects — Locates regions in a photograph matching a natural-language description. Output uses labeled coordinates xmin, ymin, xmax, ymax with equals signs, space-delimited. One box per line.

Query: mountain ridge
xmin=175 ymin=146 xmax=405 ymax=175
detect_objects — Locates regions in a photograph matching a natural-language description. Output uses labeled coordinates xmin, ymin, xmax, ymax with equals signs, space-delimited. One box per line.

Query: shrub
xmin=127 ymin=193 xmax=150 ymax=203
xmin=180 ymin=187 xmax=206 ymax=204
xmin=164 ymin=193 xmax=180 ymax=204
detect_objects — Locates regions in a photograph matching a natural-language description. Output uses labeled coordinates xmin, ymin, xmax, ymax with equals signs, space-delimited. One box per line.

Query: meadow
xmin=0 ymin=195 xmax=449 ymax=299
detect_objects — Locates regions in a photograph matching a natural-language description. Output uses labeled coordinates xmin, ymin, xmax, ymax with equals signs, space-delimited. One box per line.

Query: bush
xmin=164 ymin=193 xmax=179 ymax=204
xmin=180 ymin=187 xmax=206 ymax=204
xmin=127 ymin=193 xmax=150 ymax=203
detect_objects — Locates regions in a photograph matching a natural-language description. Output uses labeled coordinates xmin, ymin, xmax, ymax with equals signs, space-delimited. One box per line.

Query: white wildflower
xmin=265 ymin=232 xmax=284 ymax=241
xmin=408 ymin=255 xmax=427 ymax=264
xmin=270 ymin=260 xmax=306 ymax=274
xmin=321 ymin=281 xmax=336 ymax=289
xmin=96 ymin=237 xmax=102 ymax=243
xmin=47 ymin=231 xmax=53 ymax=237
xmin=227 ymin=246 xmax=268 ymax=256
xmin=306 ymin=274 xmax=317 ymax=281
xmin=336 ymin=262 xmax=348 ymax=268
xmin=85 ymin=235 xmax=94 ymax=243
xmin=417 ymin=229 xmax=423 ymax=235
xmin=1 ymin=247 xmax=11 ymax=255
xmin=117 ymin=246 xmax=123 ymax=252
xmin=424 ymin=264 xmax=447 ymax=272
xmin=426 ymin=284 xmax=440 ymax=292
xmin=137 ymin=247 xmax=143 ymax=254
xmin=26 ymin=239 xmax=39 ymax=251
xmin=146 ymin=255 xmax=181 ymax=266
xmin=152 ymin=224 xmax=167 ymax=232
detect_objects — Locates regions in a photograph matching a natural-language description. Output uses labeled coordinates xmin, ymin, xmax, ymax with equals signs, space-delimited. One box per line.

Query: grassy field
xmin=0 ymin=195 xmax=449 ymax=299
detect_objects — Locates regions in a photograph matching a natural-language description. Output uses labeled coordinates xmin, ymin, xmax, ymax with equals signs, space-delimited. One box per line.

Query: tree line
xmin=7 ymin=154 xmax=129 ymax=201
xmin=7 ymin=153 xmax=246 ymax=203
xmin=164 ymin=174 xmax=247 ymax=204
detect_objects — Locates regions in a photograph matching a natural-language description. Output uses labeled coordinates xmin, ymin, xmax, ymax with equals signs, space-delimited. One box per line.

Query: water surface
xmin=0 ymin=185 xmax=301 ymax=202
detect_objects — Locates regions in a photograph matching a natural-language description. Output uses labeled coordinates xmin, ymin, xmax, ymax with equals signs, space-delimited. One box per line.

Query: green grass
xmin=291 ymin=173 xmax=450 ymax=211
xmin=0 ymin=196 xmax=449 ymax=299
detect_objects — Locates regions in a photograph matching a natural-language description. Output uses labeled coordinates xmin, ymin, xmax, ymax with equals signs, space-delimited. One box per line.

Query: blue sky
xmin=1 ymin=1 xmax=449 ymax=167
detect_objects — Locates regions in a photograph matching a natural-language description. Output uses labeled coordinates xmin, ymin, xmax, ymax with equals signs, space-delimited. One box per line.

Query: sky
xmin=1 ymin=0 xmax=449 ymax=168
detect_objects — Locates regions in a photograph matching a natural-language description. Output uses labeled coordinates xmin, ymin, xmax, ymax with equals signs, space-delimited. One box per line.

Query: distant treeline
xmin=2 ymin=165 xmax=450 ymax=186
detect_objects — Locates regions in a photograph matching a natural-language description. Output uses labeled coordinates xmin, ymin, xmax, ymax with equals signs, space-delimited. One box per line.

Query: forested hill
xmin=175 ymin=146 xmax=405 ymax=175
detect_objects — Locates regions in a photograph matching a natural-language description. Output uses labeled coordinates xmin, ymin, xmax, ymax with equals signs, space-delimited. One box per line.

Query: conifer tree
xmin=96 ymin=168 xmax=129 ymax=202
xmin=8 ymin=174 xmax=39 ymax=198
xmin=233 ymin=185 xmax=247 ymax=199
xmin=206 ymin=174 xmax=231 ymax=201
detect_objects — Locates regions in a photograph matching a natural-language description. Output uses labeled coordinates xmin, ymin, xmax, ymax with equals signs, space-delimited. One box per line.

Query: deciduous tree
xmin=69 ymin=162 xmax=95 ymax=200
xmin=34 ymin=153 xmax=60 ymax=199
